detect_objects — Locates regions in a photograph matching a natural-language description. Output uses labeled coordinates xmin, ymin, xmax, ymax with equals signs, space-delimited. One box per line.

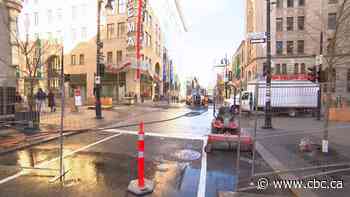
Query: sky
xmin=179 ymin=0 xmax=245 ymax=88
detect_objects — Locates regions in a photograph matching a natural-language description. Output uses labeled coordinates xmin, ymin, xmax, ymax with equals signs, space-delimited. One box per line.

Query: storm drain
xmin=172 ymin=149 xmax=201 ymax=161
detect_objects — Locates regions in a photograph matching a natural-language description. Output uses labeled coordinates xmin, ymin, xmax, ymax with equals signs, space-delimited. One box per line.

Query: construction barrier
xmin=329 ymin=107 xmax=350 ymax=122
xmin=127 ymin=121 xmax=154 ymax=195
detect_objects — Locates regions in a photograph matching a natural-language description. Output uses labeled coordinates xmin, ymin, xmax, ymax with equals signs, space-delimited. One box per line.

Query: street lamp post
xmin=95 ymin=0 xmax=114 ymax=119
xmin=263 ymin=0 xmax=273 ymax=129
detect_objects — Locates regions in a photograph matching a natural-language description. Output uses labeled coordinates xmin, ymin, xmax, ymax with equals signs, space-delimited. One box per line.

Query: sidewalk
xmin=0 ymin=104 xmax=175 ymax=155
xmin=241 ymin=116 xmax=350 ymax=197
xmin=136 ymin=100 xmax=185 ymax=108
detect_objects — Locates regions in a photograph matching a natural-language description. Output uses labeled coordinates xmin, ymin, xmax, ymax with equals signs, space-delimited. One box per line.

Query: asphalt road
xmin=0 ymin=105 xmax=291 ymax=197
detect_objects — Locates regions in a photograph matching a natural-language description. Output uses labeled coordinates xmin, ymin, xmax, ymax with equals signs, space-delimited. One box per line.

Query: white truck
xmin=240 ymin=80 xmax=319 ymax=116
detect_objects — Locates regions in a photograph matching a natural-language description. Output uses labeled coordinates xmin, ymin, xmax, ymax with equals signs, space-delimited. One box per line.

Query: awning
xmin=106 ymin=61 xmax=132 ymax=73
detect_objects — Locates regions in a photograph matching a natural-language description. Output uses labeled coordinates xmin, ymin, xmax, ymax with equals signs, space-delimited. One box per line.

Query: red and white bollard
xmin=128 ymin=121 xmax=154 ymax=195
xmin=138 ymin=121 xmax=145 ymax=188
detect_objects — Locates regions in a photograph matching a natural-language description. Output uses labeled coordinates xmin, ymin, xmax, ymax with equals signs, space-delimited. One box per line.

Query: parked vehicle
xmin=241 ymin=80 xmax=319 ymax=116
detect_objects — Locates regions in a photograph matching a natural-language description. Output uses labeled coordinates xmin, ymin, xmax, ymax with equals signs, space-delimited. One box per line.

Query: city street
xmin=0 ymin=105 xmax=291 ymax=197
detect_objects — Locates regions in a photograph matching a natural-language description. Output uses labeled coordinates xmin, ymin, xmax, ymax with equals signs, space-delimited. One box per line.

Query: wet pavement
xmin=0 ymin=105 xmax=293 ymax=197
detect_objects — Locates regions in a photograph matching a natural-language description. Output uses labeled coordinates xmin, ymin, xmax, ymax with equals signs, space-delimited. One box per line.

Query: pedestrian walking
xmin=15 ymin=91 xmax=22 ymax=103
xmin=35 ymin=88 xmax=47 ymax=113
xmin=48 ymin=90 xmax=56 ymax=112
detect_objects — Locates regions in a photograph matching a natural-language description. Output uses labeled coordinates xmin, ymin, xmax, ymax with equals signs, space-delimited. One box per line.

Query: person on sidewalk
xmin=15 ymin=91 xmax=22 ymax=103
xmin=48 ymin=90 xmax=56 ymax=112
xmin=35 ymin=88 xmax=47 ymax=113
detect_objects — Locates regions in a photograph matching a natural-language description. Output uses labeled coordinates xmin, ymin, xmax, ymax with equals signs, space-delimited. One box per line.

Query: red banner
xmin=135 ymin=0 xmax=143 ymax=80
xmin=271 ymin=74 xmax=309 ymax=81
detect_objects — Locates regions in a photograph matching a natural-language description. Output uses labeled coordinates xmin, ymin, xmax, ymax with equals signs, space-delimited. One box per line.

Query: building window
xmin=57 ymin=9 xmax=62 ymax=21
xmin=299 ymin=0 xmax=305 ymax=6
xmin=287 ymin=41 xmax=294 ymax=54
xmin=79 ymin=54 xmax=84 ymax=65
xmin=275 ymin=64 xmax=281 ymax=74
xmin=347 ymin=69 xmax=350 ymax=92
xmin=117 ymin=22 xmax=125 ymax=38
xmin=287 ymin=0 xmax=294 ymax=7
xmin=276 ymin=18 xmax=283 ymax=32
xmin=294 ymin=63 xmax=299 ymax=74
xmin=300 ymin=63 xmax=306 ymax=74
xmin=81 ymin=27 xmax=87 ymax=39
xmin=282 ymin=64 xmax=287 ymax=74
xmin=71 ymin=55 xmax=76 ymax=65
xmin=328 ymin=13 xmax=337 ymax=30
xmin=287 ymin=17 xmax=294 ymax=31
xmin=276 ymin=41 xmax=283 ymax=55
xmin=107 ymin=23 xmax=115 ymax=40
xmin=107 ymin=51 xmax=113 ymax=64
xmin=81 ymin=4 xmax=87 ymax=16
xmin=297 ymin=16 xmax=305 ymax=30
xmin=329 ymin=0 xmax=338 ymax=4
xmin=118 ymin=0 xmax=126 ymax=14
xmin=116 ymin=50 xmax=122 ymax=65
xmin=34 ymin=12 xmax=39 ymax=26
xmin=47 ymin=9 xmax=53 ymax=23
xmin=297 ymin=40 xmax=304 ymax=54
xmin=276 ymin=0 xmax=283 ymax=8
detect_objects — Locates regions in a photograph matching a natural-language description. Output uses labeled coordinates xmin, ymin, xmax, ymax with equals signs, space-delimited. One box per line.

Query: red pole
xmin=138 ymin=121 xmax=145 ymax=188
xmin=136 ymin=0 xmax=143 ymax=80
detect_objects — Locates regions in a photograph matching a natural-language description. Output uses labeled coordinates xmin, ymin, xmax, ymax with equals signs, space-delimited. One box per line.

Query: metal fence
xmin=234 ymin=81 xmax=350 ymax=194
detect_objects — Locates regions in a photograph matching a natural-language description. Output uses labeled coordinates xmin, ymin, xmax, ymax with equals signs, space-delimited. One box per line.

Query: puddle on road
xmin=172 ymin=149 xmax=201 ymax=161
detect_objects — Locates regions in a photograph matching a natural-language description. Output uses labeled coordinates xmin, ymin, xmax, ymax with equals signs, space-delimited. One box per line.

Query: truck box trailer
xmin=241 ymin=80 xmax=319 ymax=116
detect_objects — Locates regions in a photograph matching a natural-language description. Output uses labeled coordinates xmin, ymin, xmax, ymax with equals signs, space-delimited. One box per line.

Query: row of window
xmin=107 ymin=22 xmax=125 ymax=40
xmin=71 ymin=54 xmax=85 ymax=65
xmin=276 ymin=0 xmax=305 ymax=8
xmin=106 ymin=51 xmax=123 ymax=65
xmin=276 ymin=40 xmax=304 ymax=55
xmin=274 ymin=63 xmax=306 ymax=75
xmin=276 ymin=16 xmax=304 ymax=32
xmin=276 ymin=13 xmax=337 ymax=32
xmin=31 ymin=4 xmax=87 ymax=27
xmin=276 ymin=0 xmax=338 ymax=9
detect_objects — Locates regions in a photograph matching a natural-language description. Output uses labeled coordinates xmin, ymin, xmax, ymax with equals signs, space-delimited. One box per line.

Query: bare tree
xmin=322 ymin=0 xmax=350 ymax=150
xmin=1 ymin=5 xmax=60 ymax=111
xmin=304 ymin=0 xmax=350 ymax=152
xmin=16 ymin=36 xmax=61 ymax=110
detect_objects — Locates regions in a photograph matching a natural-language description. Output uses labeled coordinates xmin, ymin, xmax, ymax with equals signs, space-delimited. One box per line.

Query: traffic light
xmin=317 ymin=69 xmax=326 ymax=83
xmin=307 ymin=66 xmax=317 ymax=83
xmin=64 ymin=74 xmax=70 ymax=82
xmin=263 ymin=62 xmax=267 ymax=77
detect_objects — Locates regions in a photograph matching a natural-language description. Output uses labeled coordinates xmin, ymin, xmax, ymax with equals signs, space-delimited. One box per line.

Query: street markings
xmin=104 ymin=129 xmax=205 ymax=140
xmin=0 ymin=129 xmax=210 ymax=197
xmin=0 ymin=133 xmax=122 ymax=185
xmin=104 ymin=128 xmax=209 ymax=197
xmin=197 ymin=135 xmax=208 ymax=197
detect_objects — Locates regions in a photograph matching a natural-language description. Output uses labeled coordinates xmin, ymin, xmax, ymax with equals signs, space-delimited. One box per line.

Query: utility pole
xmin=263 ymin=0 xmax=273 ymax=129
xmin=317 ymin=32 xmax=323 ymax=121
xmin=59 ymin=45 xmax=65 ymax=182
xmin=95 ymin=0 xmax=103 ymax=119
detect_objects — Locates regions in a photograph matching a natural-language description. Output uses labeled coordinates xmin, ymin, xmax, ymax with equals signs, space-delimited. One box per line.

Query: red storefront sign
xmin=271 ymin=74 xmax=309 ymax=81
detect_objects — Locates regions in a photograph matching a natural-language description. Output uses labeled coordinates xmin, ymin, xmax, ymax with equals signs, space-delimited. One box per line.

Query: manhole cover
xmin=172 ymin=149 xmax=201 ymax=161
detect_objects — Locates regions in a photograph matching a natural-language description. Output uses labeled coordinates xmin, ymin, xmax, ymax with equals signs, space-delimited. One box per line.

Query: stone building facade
xmin=239 ymin=0 xmax=350 ymax=103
